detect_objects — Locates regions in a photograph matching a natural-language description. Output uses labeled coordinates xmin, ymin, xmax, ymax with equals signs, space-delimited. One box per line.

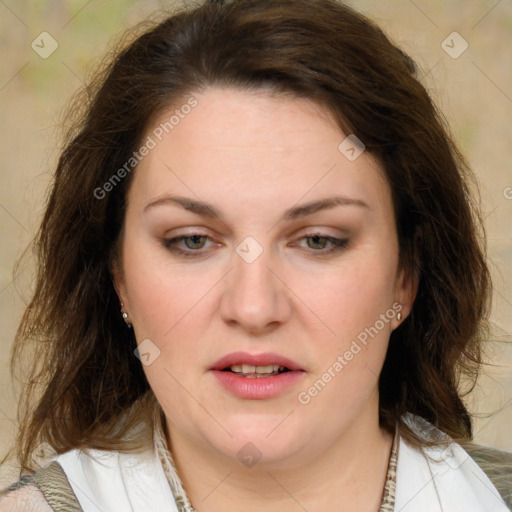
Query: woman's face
xmin=115 ymin=87 xmax=414 ymax=468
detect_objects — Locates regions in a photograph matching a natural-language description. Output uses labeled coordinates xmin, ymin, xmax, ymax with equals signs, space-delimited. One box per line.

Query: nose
xmin=219 ymin=249 xmax=292 ymax=334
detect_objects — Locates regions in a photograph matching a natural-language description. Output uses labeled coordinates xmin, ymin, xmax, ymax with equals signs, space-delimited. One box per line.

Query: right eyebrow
xmin=144 ymin=195 xmax=223 ymax=219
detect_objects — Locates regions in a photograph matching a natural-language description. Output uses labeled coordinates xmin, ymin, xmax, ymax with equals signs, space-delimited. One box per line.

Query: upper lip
xmin=210 ymin=351 xmax=304 ymax=371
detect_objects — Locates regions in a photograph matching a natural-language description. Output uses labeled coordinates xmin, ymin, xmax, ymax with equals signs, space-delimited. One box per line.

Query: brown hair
xmin=6 ymin=0 xmax=490 ymax=472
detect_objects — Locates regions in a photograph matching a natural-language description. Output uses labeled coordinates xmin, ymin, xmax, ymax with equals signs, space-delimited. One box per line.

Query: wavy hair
xmin=5 ymin=0 xmax=490 ymax=472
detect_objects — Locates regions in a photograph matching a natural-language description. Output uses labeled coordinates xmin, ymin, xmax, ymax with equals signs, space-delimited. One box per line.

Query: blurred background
xmin=1 ymin=0 xmax=511 ymax=485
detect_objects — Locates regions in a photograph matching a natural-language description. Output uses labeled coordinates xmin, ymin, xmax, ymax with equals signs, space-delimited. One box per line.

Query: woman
xmin=1 ymin=0 xmax=510 ymax=510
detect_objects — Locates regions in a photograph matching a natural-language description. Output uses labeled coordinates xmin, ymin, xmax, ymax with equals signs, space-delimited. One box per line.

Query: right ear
xmin=110 ymin=255 xmax=128 ymax=309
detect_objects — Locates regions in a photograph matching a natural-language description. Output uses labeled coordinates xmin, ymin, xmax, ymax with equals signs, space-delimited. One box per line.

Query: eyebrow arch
xmin=282 ymin=196 xmax=369 ymax=220
xmin=143 ymin=195 xmax=369 ymax=220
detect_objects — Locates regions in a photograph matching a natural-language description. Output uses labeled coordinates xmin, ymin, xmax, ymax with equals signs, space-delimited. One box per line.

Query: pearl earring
xmin=120 ymin=302 xmax=132 ymax=328
xmin=397 ymin=312 xmax=402 ymax=322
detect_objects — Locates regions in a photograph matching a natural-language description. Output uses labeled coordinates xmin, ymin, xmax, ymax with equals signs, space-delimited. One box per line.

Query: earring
xmin=397 ymin=312 xmax=402 ymax=322
xmin=120 ymin=302 xmax=132 ymax=328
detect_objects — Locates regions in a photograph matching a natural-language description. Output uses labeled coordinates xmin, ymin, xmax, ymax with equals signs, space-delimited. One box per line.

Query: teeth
xmin=230 ymin=364 xmax=283 ymax=375
xmin=243 ymin=364 xmax=256 ymax=374
xmin=255 ymin=365 xmax=276 ymax=374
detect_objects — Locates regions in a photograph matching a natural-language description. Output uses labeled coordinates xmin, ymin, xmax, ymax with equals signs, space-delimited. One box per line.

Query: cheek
xmin=290 ymin=249 xmax=398 ymax=406
xmin=122 ymin=244 xmax=215 ymax=418
xmin=121 ymin=238 xmax=223 ymax=387
xmin=293 ymin=265 xmax=395 ymax=423
xmin=122 ymin=235 xmax=209 ymax=337
xmin=295 ymin=255 xmax=398 ymax=337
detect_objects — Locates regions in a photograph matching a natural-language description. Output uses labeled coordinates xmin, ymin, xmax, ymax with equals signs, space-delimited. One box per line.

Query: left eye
xmin=294 ymin=234 xmax=348 ymax=253
xmin=181 ymin=234 xmax=208 ymax=249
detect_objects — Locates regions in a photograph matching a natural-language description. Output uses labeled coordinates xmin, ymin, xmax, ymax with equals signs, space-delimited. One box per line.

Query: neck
xmin=165 ymin=401 xmax=393 ymax=512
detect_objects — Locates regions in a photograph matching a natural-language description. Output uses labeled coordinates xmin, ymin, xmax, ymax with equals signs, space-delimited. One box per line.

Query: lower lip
xmin=211 ymin=370 xmax=305 ymax=399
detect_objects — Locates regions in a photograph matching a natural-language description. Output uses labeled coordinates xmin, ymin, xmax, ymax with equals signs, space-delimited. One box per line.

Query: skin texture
xmin=114 ymin=87 xmax=416 ymax=512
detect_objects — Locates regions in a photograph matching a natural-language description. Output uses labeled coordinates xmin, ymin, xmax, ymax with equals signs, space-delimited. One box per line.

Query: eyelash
xmin=162 ymin=233 xmax=349 ymax=258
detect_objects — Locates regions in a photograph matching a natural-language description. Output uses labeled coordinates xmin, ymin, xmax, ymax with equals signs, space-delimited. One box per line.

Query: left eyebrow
xmin=143 ymin=195 xmax=369 ymax=221
xmin=281 ymin=196 xmax=370 ymax=221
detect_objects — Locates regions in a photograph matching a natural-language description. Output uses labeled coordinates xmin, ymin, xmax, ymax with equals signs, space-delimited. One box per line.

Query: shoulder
xmin=396 ymin=414 xmax=511 ymax=512
xmin=0 ymin=475 xmax=52 ymax=512
xmin=55 ymin=446 xmax=177 ymax=511
xmin=463 ymin=442 xmax=512 ymax=510
xmin=0 ymin=460 xmax=82 ymax=511
xmin=0 ymin=489 xmax=52 ymax=512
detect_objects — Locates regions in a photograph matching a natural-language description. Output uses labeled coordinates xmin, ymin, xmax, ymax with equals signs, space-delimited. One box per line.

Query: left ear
xmin=392 ymin=265 xmax=418 ymax=329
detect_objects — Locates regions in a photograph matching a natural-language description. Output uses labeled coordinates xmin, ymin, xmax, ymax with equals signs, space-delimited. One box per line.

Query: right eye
xmin=163 ymin=234 xmax=218 ymax=257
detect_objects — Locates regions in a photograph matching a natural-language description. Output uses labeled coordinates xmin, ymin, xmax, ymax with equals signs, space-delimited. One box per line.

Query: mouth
xmin=210 ymin=352 xmax=305 ymax=399
xmin=210 ymin=351 xmax=303 ymax=374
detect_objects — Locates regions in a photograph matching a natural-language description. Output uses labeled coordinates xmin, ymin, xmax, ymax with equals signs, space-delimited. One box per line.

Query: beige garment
xmin=0 ymin=461 xmax=82 ymax=511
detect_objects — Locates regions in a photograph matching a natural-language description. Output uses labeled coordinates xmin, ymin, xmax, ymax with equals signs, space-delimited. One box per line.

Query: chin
xmin=205 ymin=418 xmax=307 ymax=467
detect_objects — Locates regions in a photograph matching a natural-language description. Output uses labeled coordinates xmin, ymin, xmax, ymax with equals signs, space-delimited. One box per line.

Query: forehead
xmin=129 ymin=87 xmax=391 ymax=217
